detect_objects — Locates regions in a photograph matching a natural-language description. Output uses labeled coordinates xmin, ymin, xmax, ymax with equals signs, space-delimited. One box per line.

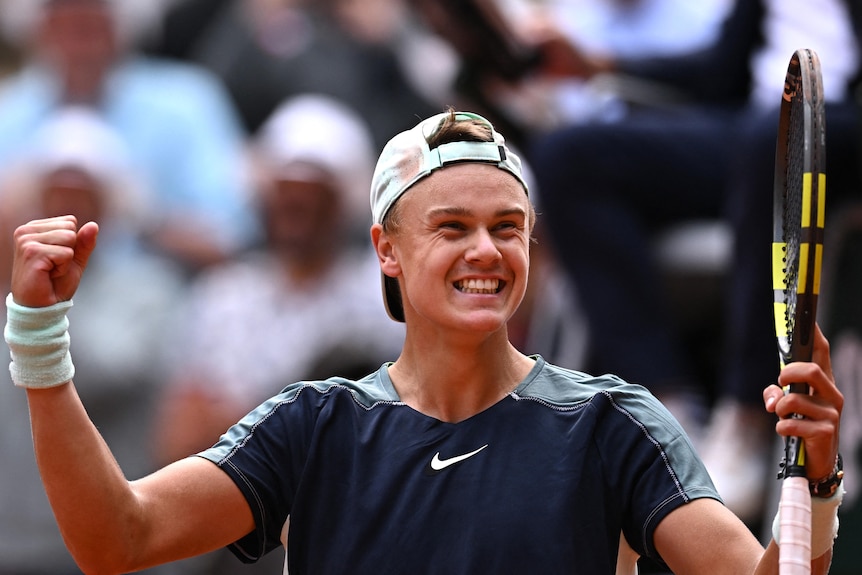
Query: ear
xmin=370 ymin=223 xmax=401 ymax=278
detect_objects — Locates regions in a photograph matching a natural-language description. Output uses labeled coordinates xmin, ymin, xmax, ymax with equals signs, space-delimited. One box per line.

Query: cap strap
xmin=430 ymin=141 xmax=506 ymax=169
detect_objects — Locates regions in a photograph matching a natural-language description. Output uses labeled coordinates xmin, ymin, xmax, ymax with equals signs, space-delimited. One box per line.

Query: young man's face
xmin=381 ymin=162 xmax=532 ymax=333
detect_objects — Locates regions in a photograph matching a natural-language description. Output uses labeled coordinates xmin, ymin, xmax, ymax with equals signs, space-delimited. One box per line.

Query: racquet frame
xmin=772 ymin=47 xmax=826 ymax=575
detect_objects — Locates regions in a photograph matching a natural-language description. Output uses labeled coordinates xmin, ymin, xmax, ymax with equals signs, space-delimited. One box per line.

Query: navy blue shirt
xmin=199 ymin=356 xmax=719 ymax=574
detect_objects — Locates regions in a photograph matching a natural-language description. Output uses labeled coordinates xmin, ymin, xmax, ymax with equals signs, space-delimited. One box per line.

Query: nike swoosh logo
xmin=426 ymin=444 xmax=488 ymax=475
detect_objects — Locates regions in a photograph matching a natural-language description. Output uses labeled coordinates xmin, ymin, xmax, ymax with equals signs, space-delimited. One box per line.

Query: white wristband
xmin=4 ymin=293 xmax=75 ymax=388
xmin=773 ymin=481 xmax=844 ymax=558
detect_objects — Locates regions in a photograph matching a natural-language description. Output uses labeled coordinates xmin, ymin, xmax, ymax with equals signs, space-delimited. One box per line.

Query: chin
xmin=454 ymin=309 xmax=513 ymax=334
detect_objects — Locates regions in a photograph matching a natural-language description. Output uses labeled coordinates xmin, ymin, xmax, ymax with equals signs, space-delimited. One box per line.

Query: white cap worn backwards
xmin=370 ymin=111 xmax=530 ymax=321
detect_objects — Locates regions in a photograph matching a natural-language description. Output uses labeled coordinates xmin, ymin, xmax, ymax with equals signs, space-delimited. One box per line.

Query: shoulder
xmin=276 ymin=367 xmax=401 ymax=410
xmin=200 ymin=366 xmax=398 ymax=462
xmin=518 ymin=358 xmax=658 ymax=409
xmin=519 ymin=358 xmax=691 ymax=450
xmin=236 ymin=366 xmax=400 ymax=425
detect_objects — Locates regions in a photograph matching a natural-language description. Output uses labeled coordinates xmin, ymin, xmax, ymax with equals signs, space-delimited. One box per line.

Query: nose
xmin=465 ymin=228 xmax=501 ymax=263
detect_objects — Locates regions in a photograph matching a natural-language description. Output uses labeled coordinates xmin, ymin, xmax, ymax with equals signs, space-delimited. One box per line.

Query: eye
xmin=493 ymin=220 xmax=522 ymax=234
xmin=440 ymin=221 xmax=466 ymax=231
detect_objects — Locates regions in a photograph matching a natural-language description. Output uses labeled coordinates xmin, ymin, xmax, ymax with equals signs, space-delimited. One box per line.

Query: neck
xmin=389 ymin=329 xmax=535 ymax=423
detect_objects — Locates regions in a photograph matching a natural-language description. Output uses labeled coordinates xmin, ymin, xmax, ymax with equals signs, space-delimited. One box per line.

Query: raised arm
xmin=6 ymin=216 xmax=254 ymax=574
xmin=654 ymin=325 xmax=842 ymax=575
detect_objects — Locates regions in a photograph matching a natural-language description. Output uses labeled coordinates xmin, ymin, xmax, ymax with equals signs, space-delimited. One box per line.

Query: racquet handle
xmin=782 ymin=382 xmax=809 ymax=479
xmin=779 ymin=476 xmax=812 ymax=574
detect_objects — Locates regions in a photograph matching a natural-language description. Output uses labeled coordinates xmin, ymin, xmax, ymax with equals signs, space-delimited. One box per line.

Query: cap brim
xmin=382 ymin=274 xmax=405 ymax=322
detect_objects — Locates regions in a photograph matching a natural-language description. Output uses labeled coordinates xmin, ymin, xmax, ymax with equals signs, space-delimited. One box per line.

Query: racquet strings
xmin=778 ymin=89 xmax=806 ymax=367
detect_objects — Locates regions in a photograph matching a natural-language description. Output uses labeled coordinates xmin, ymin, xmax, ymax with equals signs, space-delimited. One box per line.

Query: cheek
xmin=396 ymin=242 xmax=454 ymax=293
xmin=507 ymin=241 xmax=531 ymax=272
xmin=510 ymin=248 xmax=532 ymax=297
xmin=401 ymin=249 xmax=439 ymax=285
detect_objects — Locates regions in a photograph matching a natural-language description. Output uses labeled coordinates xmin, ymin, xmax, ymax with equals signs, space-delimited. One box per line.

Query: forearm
xmin=813 ymin=548 xmax=834 ymax=575
xmin=753 ymin=540 xmax=833 ymax=575
xmin=752 ymin=541 xmax=778 ymax=575
xmin=27 ymin=382 xmax=142 ymax=574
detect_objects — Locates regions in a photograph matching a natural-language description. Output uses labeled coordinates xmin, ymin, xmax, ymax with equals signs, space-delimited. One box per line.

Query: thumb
xmin=52 ymin=221 xmax=99 ymax=302
xmin=74 ymin=221 xmax=100 ymax=270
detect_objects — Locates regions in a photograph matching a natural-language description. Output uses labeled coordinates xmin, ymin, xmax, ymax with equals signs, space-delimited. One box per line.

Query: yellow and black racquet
xmin=772 ymin=48 xmax=826 ymax=575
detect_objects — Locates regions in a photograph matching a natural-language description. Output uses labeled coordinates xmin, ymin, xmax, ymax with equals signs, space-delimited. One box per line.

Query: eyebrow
xmin=426 ymin=206 xmax=527 ymax=219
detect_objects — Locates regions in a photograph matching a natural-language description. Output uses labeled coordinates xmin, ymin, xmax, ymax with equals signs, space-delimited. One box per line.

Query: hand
xmin=10 ymin=215 xmax=99 ymax=308
xmin=763 ymin=324 xmax=843 ymax=481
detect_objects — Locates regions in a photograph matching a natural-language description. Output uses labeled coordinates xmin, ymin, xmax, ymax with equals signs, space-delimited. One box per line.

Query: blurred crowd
xmin=0 ymin=1 xmax=860 ymax=574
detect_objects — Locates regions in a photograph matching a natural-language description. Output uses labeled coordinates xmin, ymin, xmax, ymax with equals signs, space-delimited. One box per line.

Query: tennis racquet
xmin=772 ymin=48 xmax=826 ymax=575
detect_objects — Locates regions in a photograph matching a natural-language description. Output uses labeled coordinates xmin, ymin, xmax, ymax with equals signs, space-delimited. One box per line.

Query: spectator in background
xmin=145 ymin=0 xmax=447 ymax=150
xmin=153 ymin=94 xmax=405 ymax=468
xmin=0 ymin=0 xmax=259 ymax=273
xmin=407 ymin=0 xmax=734 ymax=147
xmin=0 ymin=107 xmax=187 ymax=575
xmin=522 ymin=0 xmax=862 ymax=527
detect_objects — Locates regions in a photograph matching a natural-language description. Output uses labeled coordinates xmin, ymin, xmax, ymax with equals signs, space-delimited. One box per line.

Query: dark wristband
xmin=810 ymin=453 xmax=844 ymax=498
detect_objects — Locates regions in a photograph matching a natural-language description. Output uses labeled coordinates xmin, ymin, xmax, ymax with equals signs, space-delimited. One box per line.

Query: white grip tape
xmin=773 ymin=477 xmax=843 ymax=566
xmin=777 ymin=477 xmax=812 ymax=574
xmin=4 ymin=293 xmax=75 ymax=388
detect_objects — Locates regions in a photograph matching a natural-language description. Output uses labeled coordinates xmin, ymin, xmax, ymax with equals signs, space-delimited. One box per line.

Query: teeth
xmin=457 ymin=278 xmax=500 ymax=293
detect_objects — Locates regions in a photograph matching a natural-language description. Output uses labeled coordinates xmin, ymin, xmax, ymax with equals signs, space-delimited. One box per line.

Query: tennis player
xmin=5 ymin=110 xmax=844 ymax=574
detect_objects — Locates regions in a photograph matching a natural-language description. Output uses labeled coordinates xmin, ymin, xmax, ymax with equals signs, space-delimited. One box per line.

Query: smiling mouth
xmin=454 ymin=278 xmax=503 ymax=294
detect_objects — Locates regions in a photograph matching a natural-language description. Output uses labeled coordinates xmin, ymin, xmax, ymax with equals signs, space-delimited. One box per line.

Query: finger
xmin=14 ymin=218 xmax=77 ymax=248
xmin=775 ymin=362 xmax=843 ymax=443
xmin=15 ymin=228 xmax=78 ymax=274
xmin=777 ymin=326 xmax=837 ymax=402
xmin=774 ymin=412 xmax=840 ymax=481
xmin=773 ymin=392 xmax=841 ymax=425
xmin=773 ymin=386 xmax=842 ymax=423
xmin=809 ymin=324 xmax=833 ymax=380
xmin=778 ymin=360 xmax=841 ymax=408
xmin=11 ymin=240 xmax=77 ymax=307
xmin=17 ymin=215 xmax=78 ymax=229
xmin=763 ymin=384 xmax=784 ymax=413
